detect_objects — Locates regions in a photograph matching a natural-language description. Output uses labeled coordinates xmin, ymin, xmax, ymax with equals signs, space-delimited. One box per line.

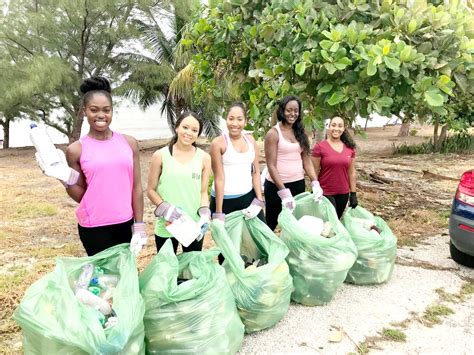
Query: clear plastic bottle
xmin=75 ymin=288 xmax=112 ymax=315
xmin=74 ymin=264 xmax=94 ymax=293
xmin=29 ymin=123 xmax=62 ymax=168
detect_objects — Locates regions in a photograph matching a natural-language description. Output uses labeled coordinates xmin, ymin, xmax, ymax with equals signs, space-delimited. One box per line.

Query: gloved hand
xmin=349 ymin=192 xmax=358 ymax=208
xmin=212 ymin=212 xmax=226 ymax=224
xmin=130 ymin=222 xmax=147 ymax=256
xmin=154 ymin=202 xmax=183 ymax=222
xmin=311 ymin=180 xmax=323 ymax=202
xmin=197 ymin=207 xmax=211 ymax=241
xmin=277 ymin=188 xmax=295 ymax=212
xmin=35 ymin=149 xmax=79 ymax=186
xmin=242 ymin=198 xmax=265 ymax=219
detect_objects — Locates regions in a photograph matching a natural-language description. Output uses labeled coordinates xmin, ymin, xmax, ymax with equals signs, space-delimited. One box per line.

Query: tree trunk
xmin=397 ymin=122 xmax=410 ymax=137
xmin=69 ymin=112 xmax=83 ymax=143
xmin=433 ymin=119 xmax=439 ymax=146
xmin=1 ymin=118 xmax=10 ymax=148
xmin=434 ymin=124 xmax=448 ymax=151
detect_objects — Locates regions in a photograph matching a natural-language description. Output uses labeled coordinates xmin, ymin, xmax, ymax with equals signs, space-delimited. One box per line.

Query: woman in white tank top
xmin=209 ymin=102 xmax=265 ymax=226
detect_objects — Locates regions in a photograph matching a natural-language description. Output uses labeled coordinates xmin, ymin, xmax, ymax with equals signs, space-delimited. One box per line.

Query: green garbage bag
xmin=210 ymin=212 xmax=293 ymax=333
xmin=342 ymin=206 xmax=397 ymax=284
xmin=139 ymin=239 xmax=244 ymax=354
xmin=278 ymin=193 xmax=357 ymax=306
xmin=13 ymin=244 xmax=145 ymax=354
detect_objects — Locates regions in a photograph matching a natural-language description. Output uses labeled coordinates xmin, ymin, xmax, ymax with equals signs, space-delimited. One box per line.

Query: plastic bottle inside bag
xmin=74 ymin=264 xmax=94 ymax=293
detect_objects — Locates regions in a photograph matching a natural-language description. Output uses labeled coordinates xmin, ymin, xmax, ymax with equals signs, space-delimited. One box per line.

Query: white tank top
xmin=213 ymin=133 xmax=255 ymax=197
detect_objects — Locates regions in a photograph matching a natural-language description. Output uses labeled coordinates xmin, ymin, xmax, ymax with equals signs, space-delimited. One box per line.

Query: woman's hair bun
xmin=79 ymin=76 xmax=111 ymax=95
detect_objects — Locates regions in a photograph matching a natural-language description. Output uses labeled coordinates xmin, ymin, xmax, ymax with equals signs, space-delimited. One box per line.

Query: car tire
xmin=450 ymin=241 xmax=474 ymax=268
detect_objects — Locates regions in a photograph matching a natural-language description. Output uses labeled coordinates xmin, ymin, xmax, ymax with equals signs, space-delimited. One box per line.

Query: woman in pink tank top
xmin=65 ymin=77 xmax=145 ymax=256
xmin=264 ymin=96 xmax=322 ymax=231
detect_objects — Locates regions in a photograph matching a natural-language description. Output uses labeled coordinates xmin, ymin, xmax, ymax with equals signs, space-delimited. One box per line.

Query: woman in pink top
xmin=65 ymin=77 xmax=144 ymax=256
xmin=264 ymin=96 xmax=322 ymax=231
xmin=311 ymin=116 xmax=357 ymax=219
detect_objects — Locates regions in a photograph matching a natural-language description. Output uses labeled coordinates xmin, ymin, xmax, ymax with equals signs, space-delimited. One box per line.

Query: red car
xmin=449 ymin=169 xmax=474 ymax=267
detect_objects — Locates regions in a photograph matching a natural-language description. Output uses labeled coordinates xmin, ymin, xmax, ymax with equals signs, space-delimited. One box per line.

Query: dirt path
xmin=0 ymin=125 xmax=472 ymax=353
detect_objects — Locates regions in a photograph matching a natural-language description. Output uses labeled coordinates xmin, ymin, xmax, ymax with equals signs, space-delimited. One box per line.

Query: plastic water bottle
xmin=74 ymin=264 xmax=94 ymax=293
xmin=29 ymin=123 xmax=62 ymax=168
xmin=75 ymin=288 xmax=112 ymax=315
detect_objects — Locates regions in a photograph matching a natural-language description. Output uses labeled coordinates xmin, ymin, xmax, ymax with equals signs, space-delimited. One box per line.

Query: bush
xmin=393 ymin=133 xmax=474 ymax=154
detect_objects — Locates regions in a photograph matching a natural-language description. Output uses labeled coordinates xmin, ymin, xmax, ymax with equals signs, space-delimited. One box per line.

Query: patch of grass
xmin=0 ymin=268 xmax=29 ymax=293
xmin=382 ymin=328 xmax=407 ymax=342
xmin=28 ymin=243 xmax=84 ymax=259
xmin=394 ymin=133 xmax=474 ymax=154
xmin=435 ymin=288 xmax=462 ymax=303
xmin=389 ymin=318 xmax=411 ymax=328
xmin=460 ymin=282 xmax=474 ymax=297
xmin=357 ymin=341 xmax=369 ymax=354
xmin=13 ymin=202 xmax=58 ymax=219
xmin=423 ymin=304 xmax=454 ymax=325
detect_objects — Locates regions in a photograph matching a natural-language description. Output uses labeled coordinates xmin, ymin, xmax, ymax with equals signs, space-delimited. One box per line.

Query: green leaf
xmin=325 ymin=63 xmax=337 ymax=74
xmin=424 ymin=89 xmax=444 ymax=107
xmin=320 ymin=49 xmax=331 ymax=61
xmin=302 ymin=51 xmax=311 ymax=62
xmin=336 ymin=57 xmax=352 ymax=66
xmin=376 ymin=96 xmax=393 ymax=107
xmin=296 ymin=14 xmax=308 ymax=34
xmin=437 ymin=75 xmax=451 ymax=85
xmin=319 ymin=40 xmax=333 ymax=50
xmin=367 ymin=60 xmax=377 ymax=76
xmin=250 ymin=94 xmax=257 ymax=104
xmin=249 ymin=105 xmax=260 ymax=120
xmin=369 ymin=86 xmax=381 ymax=97
xmin=260 ymin=25 xmax=274 ymax=40
xmin=181 ymin=38 xmax=193 ymax=46
xmin=318 ymin=84 xmax=333 ymax=94
xmin=293 ymin=82 xmax=307 ymax=91
xmin=384 ymin=56 xmax=400 ymax=71
xmin=295 ymin=62 xmax=307 ymax=76
xmin=327 ymin=91 xmax=345 ymax=105
xmin=408 ymin=19 xmax=417 ymax=34
xmin=330 ymin=42 xmax=340 ymax=53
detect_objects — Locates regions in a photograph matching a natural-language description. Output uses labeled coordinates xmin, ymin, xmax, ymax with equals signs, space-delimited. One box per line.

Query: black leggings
xmin=264 ymin=179 xmax=306 ymax=231
xmin=210 ymin=189 xmax=265 ymax=263
xmin=78 ymin=218 xmax=133 ymax=256
xmin=325 ymin=194 xmax=350 ymax=219
xmin=209 ymin=189 xmax=265 ymax=222
xmin=155 ymin=235 xmax=204 ymax=254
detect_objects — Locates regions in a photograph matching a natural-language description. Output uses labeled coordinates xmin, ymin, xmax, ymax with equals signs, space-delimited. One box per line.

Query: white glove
xmin=311 ymin=180 xmax=323 ymax=202
xmin=242 ymin=198 xmax=265 ymax=219
xmin=277 ymin=188 xmax=295 ymax=212
xmin=196 ymin=207 xmax=211 ymax=241
xmin=35 ymin=149 xmax=79 ymax=186
xmin=130 ymin=222 xmax=147 ymax=256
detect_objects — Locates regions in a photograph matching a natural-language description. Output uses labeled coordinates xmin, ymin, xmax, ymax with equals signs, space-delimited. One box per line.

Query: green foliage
xmin=184 ymin=0 xmax=474 ymax=137
xmin=382 ymin=328 xmax=407 ymax=342
xmin=1 ymin=0 xmax=166 ymax=141
xmin=393 ymin=132 xmax=474 ymax=154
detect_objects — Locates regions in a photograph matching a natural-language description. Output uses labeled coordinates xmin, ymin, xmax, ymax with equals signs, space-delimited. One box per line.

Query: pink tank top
xmin=76 ymin=132 xmax=134 ymax=227
xmin=267 ymin=123 xmax=304 ymax=184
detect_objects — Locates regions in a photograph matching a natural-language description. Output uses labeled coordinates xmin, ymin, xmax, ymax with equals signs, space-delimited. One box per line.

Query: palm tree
xmin=118 ymin=0 xmax=224 ymax=137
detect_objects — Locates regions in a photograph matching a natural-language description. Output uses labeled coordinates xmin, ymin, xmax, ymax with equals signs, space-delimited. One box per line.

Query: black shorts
xmin=210 ymin=189 xmax=265 ymax=222
xmin=78 ymin=218 xmax=133 ymax=256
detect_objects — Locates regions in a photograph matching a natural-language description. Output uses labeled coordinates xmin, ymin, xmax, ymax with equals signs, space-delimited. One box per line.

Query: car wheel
xmin=450 ymin=241 xmax=474 ymax=268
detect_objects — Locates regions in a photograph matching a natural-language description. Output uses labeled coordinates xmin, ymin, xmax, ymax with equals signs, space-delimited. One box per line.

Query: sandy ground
xmin=240 ymin=234 xmax=474 ymax=354
xmin=0 ymin=125 xmax=473 ymax=353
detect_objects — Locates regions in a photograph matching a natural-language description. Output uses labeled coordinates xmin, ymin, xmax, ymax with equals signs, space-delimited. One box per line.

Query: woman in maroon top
xmin=311 ymin=116 xmax=357 ymax=218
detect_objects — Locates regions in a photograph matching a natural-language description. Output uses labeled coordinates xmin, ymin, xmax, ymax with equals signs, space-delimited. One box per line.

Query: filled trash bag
xmin=13 ymin=244 xmax=145 ymax=354
xmin=211 ymin=212 xmax=293 ymax=333
xmin=342 ymin=206 xmax=397 ymax=284
xmin=139 ymin=239 xmax=244 ymax=354
xmin=278 ymin=193 xmax=357 ymax=306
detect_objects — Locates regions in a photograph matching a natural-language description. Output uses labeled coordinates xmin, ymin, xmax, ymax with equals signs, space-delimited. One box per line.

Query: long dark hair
xmin=329 ymin=116 xmax=356 ymax=149
xmin=276 ymin=96 xmax=310 ymax=154
xmin=168 ymin=111 xmax=203 ymax=154
xmin=80 ymin=76 xmax=113 ymax=107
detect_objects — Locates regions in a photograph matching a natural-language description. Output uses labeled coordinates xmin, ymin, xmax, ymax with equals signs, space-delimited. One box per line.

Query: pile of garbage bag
xmin=13 ymin=244 xmax=145 ymax=354
xmin=211 ymin=212 xmax=293 ymax=333
xmin=342 ymin=206 xmax=397 ymax=284
xmin=139 ymin=239 xmax=244 ymax=354
xmin=279 ymin=193 xmax=357 ymax=306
